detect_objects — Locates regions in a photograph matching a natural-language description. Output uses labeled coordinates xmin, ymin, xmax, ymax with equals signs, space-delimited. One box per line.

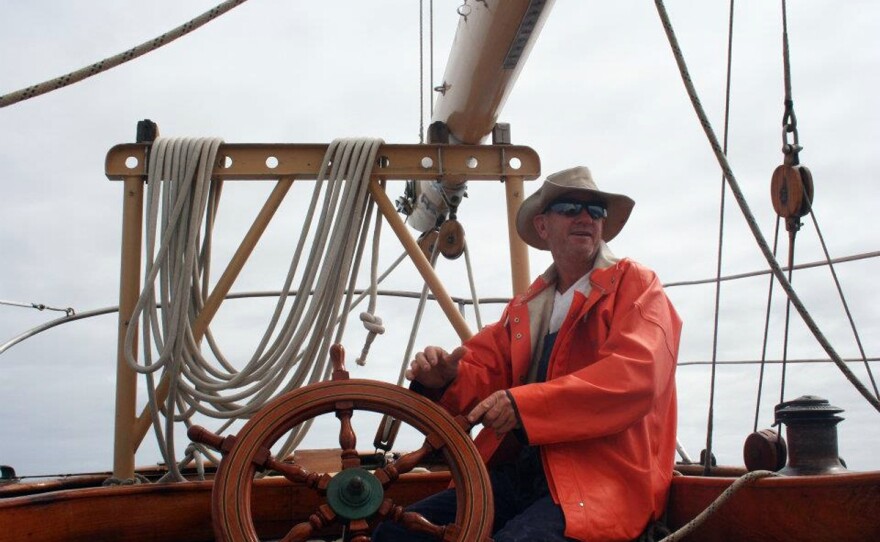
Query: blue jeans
xmin=373 ymin=450 xmax=574 ymax=542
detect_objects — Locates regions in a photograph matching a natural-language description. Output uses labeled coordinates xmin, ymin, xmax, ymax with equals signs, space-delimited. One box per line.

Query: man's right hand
xmin=405 ymin=345 xmax=466 ymax=389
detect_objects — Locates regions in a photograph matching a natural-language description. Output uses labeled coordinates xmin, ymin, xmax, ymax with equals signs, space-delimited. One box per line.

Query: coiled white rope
xmin=123 ymin=137 xmax=385 ymax=479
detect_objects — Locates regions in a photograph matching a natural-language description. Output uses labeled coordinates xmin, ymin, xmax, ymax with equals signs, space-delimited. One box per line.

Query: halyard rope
xmin=0 ymin=0 xmax=249 ymax=108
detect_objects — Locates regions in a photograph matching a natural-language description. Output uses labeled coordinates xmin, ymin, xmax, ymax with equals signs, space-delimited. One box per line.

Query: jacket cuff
xmin=506 ymin=389 xmax=529 ymax=445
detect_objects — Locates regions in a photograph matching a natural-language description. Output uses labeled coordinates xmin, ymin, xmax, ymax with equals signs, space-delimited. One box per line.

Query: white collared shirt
xmin=549 ymin=271 xmax=592 ymax=334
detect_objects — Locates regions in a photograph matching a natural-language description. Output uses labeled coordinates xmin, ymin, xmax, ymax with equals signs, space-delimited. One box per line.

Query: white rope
xmin=355 ymin=199 xmax=386 ymax=366
xmin=0 ymin=0 xmax=249 ymax=108
xmin=462 ymin=240 xmax=483 ymax=330
xmin=369 ymin=240 xmax=441 ymax=453
xmin=122 ymin=137 xmax=385 ymax=478
xmin=676 ymin=442 xmax=695 ymax=465
xmin=396 ymin=240 xmax=442 ymax=386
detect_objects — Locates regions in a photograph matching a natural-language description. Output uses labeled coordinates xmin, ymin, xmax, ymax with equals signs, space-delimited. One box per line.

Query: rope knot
xmin=359 ymin=312 xmax=385 ymax=334
xmin=356 ymin=312 xmax=385 ymax=366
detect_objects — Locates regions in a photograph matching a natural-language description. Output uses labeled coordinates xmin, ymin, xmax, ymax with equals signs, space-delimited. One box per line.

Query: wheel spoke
xmin=374 ymin=429 xmax=445 ymax=486
xmin=265 ymin=456 xmax=331 ymax=493
xmin=279 ymin=504 xmax=337 ymax=542
xmin=279 ymin=521 xmax=314 ymax=542
xmin=347 ymin=518 xmax=371 ymax=542
xmin=377 ymin=498 xmax=453 ymax=541
xmin=336 ymin=401 xmax=361 ymax=469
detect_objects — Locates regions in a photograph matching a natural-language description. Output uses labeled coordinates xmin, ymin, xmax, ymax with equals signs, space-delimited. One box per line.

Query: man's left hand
xmin=467 ymin=390 xmax=521 ymax=435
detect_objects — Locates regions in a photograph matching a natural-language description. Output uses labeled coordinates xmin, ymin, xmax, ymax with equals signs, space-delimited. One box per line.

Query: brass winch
xmin=744 ymin=395 xmax=849 ymax=475
xmin=775 ymin=395 xmax=848 ymax=476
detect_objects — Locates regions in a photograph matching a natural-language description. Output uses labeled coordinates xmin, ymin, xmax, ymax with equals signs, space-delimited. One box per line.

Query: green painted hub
xmin=326 ymin=468 xmax=384 ymax=520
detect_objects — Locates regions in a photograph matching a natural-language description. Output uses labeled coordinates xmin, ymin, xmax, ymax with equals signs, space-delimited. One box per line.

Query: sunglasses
xmin=545 ymin=201 xmax=607 ymax=220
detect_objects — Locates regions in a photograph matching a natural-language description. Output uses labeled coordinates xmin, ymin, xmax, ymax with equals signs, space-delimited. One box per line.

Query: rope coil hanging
xmin=122 ymin=137 xmax=386 ymax=480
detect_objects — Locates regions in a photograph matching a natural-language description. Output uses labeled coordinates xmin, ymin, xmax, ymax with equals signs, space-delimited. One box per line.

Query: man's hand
xmin=467 ymin=390 xmax=521 ymax=435
xmin=405 ymin=345 xmax=466 ymax=389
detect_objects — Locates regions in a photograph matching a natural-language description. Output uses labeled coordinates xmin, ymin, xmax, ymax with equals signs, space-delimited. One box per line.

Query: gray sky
xmin=1 ymin=1 xmax=878 ymax=477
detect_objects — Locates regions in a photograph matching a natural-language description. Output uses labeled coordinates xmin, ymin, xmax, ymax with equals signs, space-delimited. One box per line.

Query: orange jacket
xmin=438 ymin=258 xmax=681 ymax=541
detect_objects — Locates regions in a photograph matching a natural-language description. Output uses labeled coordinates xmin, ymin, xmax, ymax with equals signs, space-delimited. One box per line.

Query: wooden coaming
xmin=0 ymin=472 xmax=451 ymax=542
xmin=667 ymin=471 xmax=880 ymax=541
xmin=4 ymin=469 xmax=880 ymax=541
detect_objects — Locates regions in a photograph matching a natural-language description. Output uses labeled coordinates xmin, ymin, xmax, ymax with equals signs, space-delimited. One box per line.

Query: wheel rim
xmin=212 ymin=379 xmax=493 ymax=541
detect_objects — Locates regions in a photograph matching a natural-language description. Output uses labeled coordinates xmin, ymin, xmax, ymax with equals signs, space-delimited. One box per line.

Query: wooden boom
xmin=432 ymin=0 xmax=556 ymax=144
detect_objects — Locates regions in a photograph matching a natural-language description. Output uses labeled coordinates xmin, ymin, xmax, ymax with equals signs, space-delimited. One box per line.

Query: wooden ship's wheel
xmin=189 ymin=345 xmax=493 ymax=542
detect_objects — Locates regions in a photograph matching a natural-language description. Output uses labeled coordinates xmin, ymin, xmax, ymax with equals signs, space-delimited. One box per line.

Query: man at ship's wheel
xmin=375 ymin=166 xmax=682 ymax=542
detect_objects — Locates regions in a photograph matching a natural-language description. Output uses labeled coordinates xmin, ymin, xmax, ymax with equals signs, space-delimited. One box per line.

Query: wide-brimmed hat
xmin=516 ymin=166 xmax=635 ymax=250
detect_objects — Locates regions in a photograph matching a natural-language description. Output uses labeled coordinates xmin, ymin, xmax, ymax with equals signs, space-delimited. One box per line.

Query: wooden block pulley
xmin=438 ymin=219 xmax=465 ymax=260
xmin=771 ymin=164 xmax=814 ymax=219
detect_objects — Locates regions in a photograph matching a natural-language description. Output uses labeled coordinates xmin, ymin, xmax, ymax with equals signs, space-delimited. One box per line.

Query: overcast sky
xmin=1 ymin=1 xmax=878 ymax=477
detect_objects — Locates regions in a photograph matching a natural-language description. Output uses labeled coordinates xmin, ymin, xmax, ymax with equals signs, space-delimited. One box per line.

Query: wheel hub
xmin=326 ymin=468 xmax=385 ymax=520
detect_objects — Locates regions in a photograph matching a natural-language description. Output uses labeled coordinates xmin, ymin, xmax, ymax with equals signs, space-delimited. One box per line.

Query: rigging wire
xmin=777 ymin=0 xmax=800 ymax=413
xmin=785 ymin=0 xmax=876 ymax=401
xmin=703 ymin=0 xmax=735 ymax=476
xmin=780 ymin=0 xmax=801 ymax=161
xmin=778 ymin=233 xmax=797 ymax=407
xmin=684 ymin=356 xmax=880 ymax=368
xmin=0 ymin=0 xmax=249 ymax=109
xmin=0 ymin=299 xmax=74 ymax=316
xmin=808 ymin=213 xmax=880 ymax=399
xmin=653 ymin=0 xmax=880 ymax=413
xmin=663 ymin=250 xmax=880 ymax=288
xmin=5 ymin=249 xmax=878 ymax=356
xmin=753 ymin=219 xmax=782 ymax=432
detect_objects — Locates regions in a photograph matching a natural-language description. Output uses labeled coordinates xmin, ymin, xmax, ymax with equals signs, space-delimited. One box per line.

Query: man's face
xmin=532 ymin=198 xmax=606 ymax=266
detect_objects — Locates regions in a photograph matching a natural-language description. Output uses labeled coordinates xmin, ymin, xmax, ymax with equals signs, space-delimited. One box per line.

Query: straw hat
xmin=515 ymin=166 xmax=635 ymax=250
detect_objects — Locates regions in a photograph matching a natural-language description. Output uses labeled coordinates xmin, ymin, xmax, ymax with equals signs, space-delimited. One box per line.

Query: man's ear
xmin=533 ymin=213 xmax=548 ymax=240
